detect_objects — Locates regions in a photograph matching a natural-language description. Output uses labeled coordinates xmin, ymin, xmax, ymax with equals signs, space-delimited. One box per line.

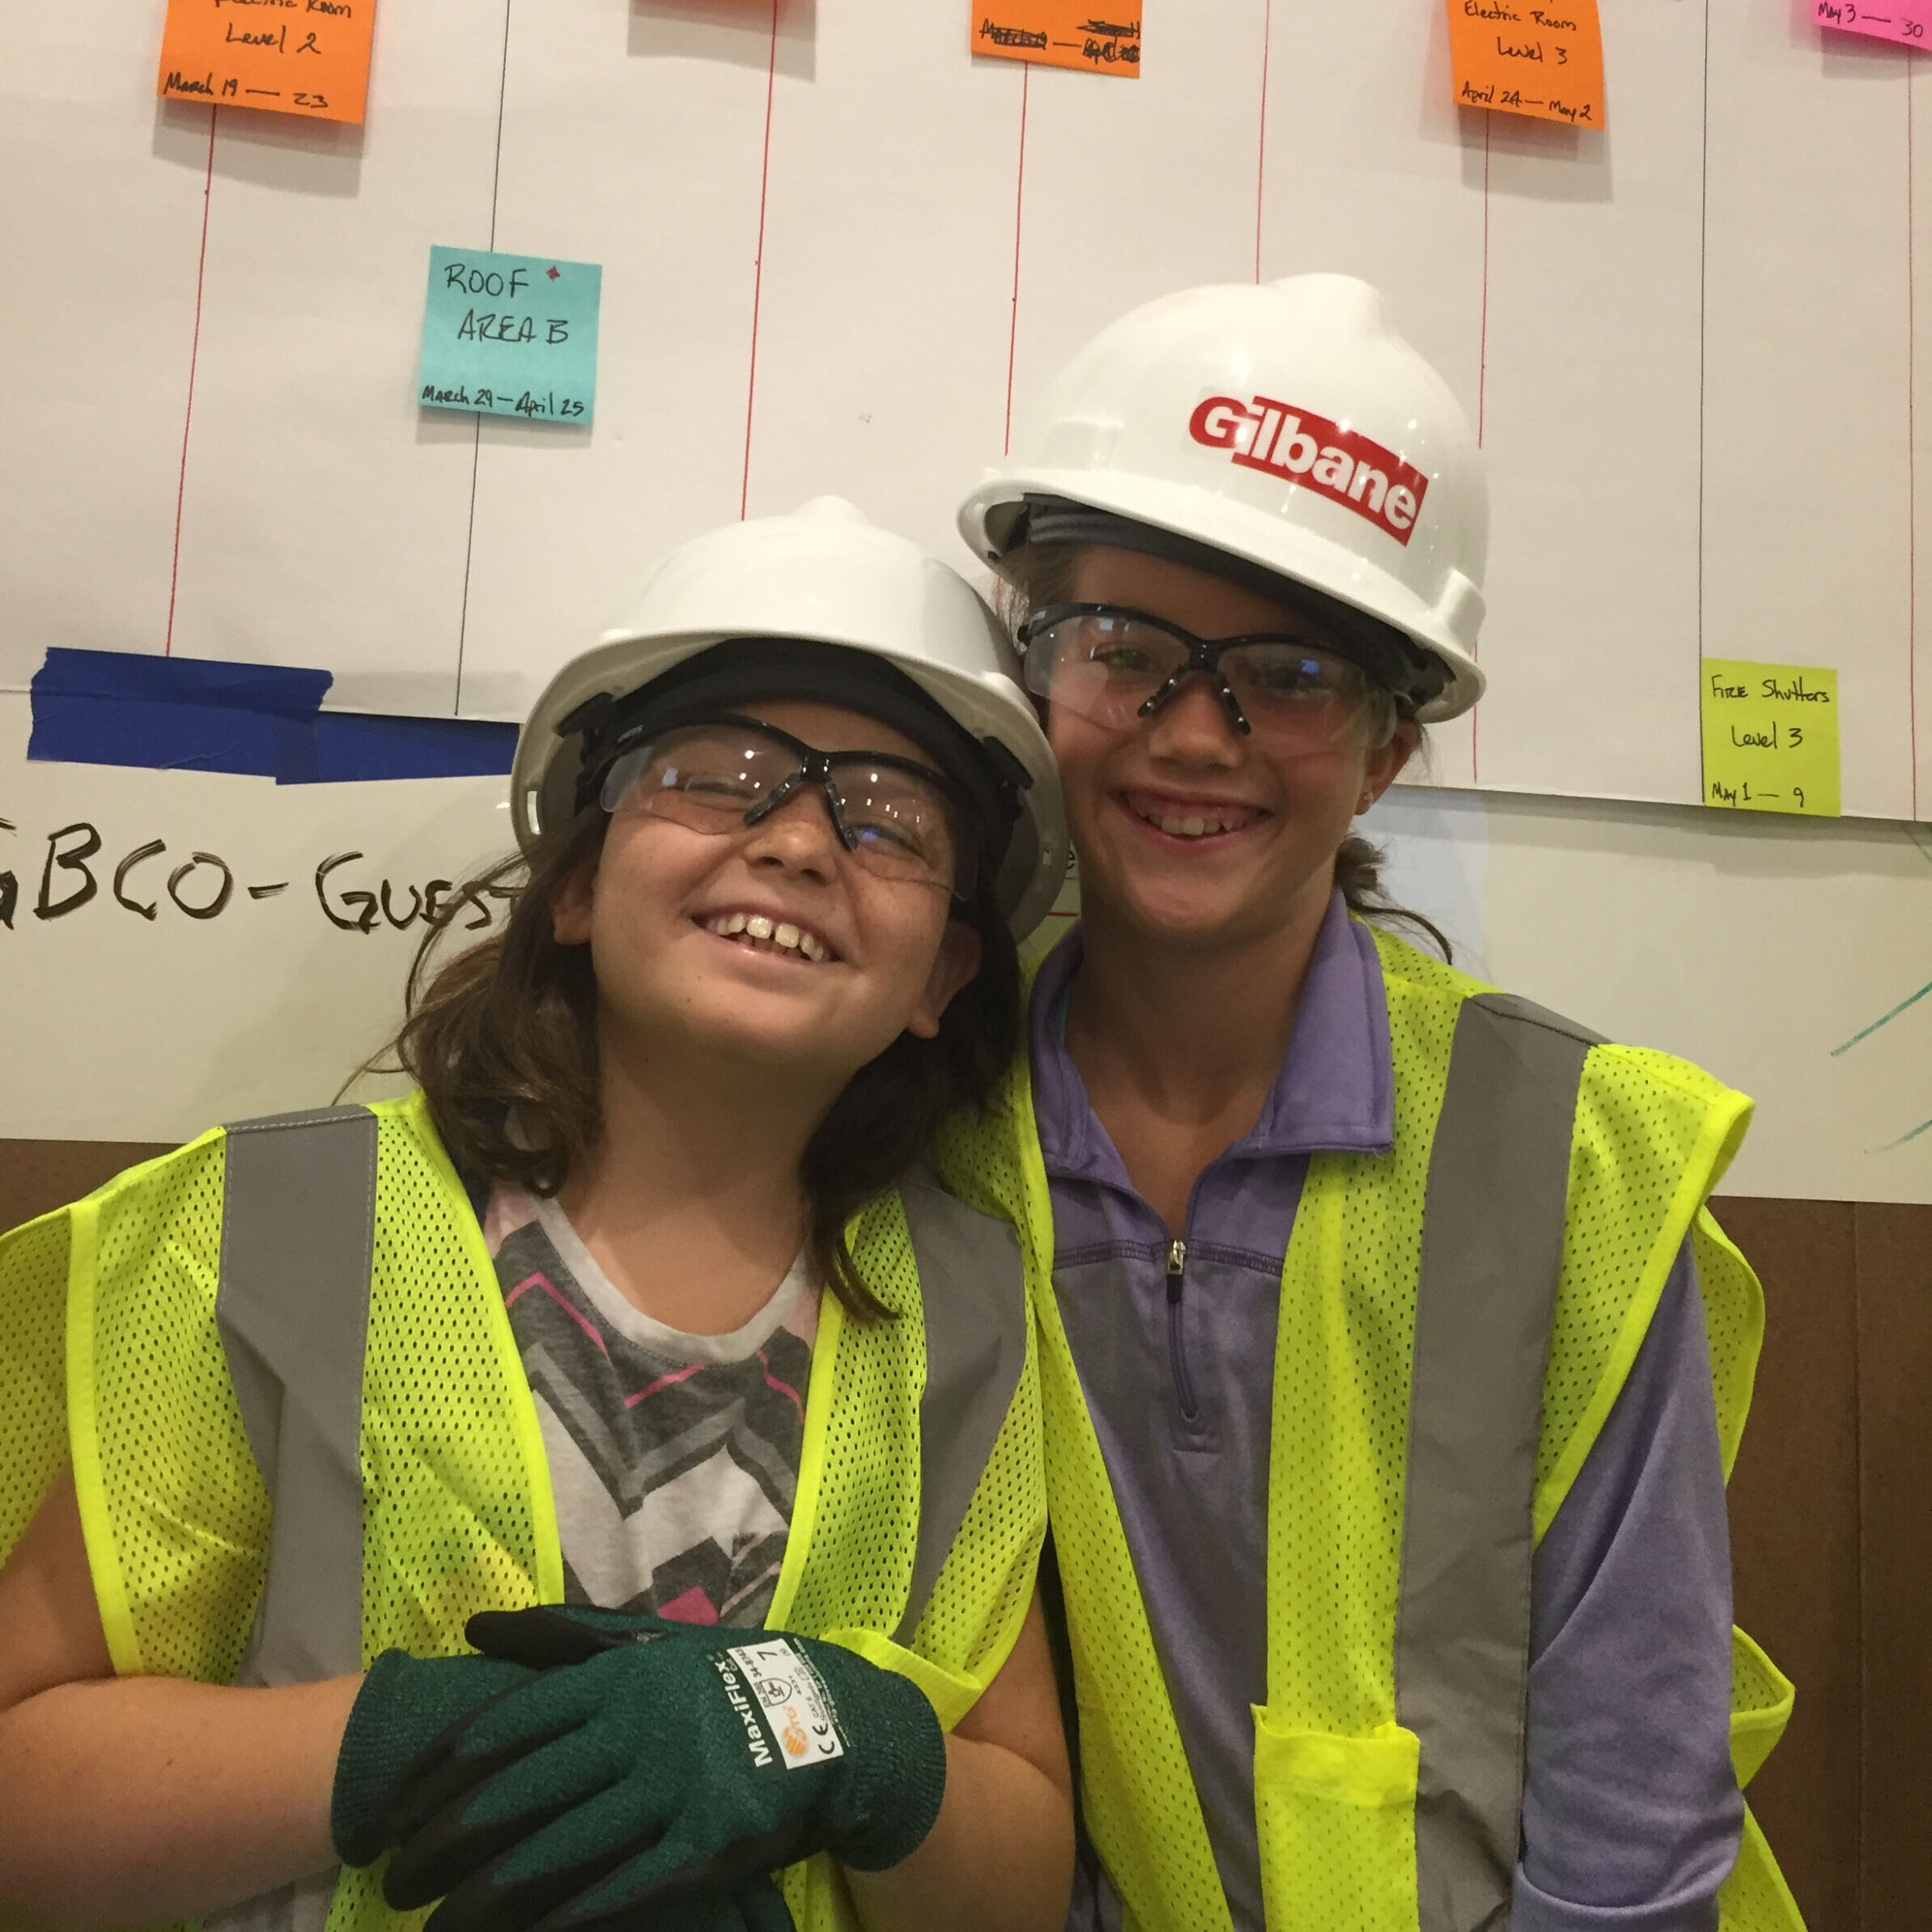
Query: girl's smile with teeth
xmin=700 ymin=908 xmax=835 ymax=962
xmin=1122 ymin=791 xmax=1263 ymax=840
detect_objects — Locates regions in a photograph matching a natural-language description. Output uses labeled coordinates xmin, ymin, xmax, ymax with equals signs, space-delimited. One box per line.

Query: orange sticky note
xmin=971 ymin=5 xmax=1140 ymax=77
xmin=1446 ymin=0 xmax=1605 ymax=130
xmin=157 ymin=0 xmax=376 ymax=125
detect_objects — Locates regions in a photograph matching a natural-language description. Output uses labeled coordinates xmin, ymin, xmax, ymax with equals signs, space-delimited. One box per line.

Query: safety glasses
xmin=599 ymin=716 xmax=978 ymax=898
xmin=1017 ymin=602 xmax=1399 ymax=752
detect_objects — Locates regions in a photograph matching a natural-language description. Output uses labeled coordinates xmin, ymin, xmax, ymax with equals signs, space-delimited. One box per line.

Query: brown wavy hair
xmin=996 ymin=545 xmax=1452 ymax=961
xmin=369 ymin=804 xmax=1021 ymax=1320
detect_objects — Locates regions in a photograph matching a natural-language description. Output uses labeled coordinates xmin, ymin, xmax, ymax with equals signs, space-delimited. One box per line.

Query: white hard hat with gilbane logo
xmin=959 ymin=274 xmax=1488 ymax=721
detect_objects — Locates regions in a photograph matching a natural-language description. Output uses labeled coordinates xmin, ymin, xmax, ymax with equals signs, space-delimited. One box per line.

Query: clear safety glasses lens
xmin=1021 ymin=605 xmax=1396 ymax=753
xmin=600 ymin=723 xmax=975 ymax=897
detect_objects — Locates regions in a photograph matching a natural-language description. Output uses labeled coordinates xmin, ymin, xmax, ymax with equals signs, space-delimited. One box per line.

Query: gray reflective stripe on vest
xmin=893 ymin=1173 xmax=1029 ymax=1645
xmin=212 ymin=1104 xmax=378 ymax=1932
xmin=1396 ymin=993 xmax=1602 ymax=1932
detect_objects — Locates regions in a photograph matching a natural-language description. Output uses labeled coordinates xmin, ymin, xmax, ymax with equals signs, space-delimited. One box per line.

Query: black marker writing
xmin=0 ymin=818 xmax=514 ymax=939
xmin=170 ymin=853 xmax=235 ymax=920
xmin=114 ymin=839 xmax=167 ymax=921
xmin=444 ymin=263 xmax=531 ymax=299
xmin=316 ymin=851 xmax=377 ymax=931
xmin=36 ymin=822 xmax=101 ymax=921
xmin=316 ymin=852 xmax=505 ymax=934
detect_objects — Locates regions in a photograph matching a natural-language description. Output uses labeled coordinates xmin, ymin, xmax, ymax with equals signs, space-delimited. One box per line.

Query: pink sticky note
xmin=1815 ymin=0 xmax=1932 ymax=50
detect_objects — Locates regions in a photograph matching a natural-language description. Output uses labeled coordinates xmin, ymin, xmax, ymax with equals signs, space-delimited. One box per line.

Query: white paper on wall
xmin=5 ymin=2 xmax=1929 ymax=817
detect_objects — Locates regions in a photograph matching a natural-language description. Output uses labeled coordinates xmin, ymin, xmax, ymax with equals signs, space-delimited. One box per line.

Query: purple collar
xmin=1028 ymin=891 xmax=1395 ymax=1184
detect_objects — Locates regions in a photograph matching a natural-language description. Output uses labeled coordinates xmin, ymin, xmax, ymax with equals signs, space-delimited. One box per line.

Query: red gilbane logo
xmin=1187 ymin=395 xmax=1429 ymax=546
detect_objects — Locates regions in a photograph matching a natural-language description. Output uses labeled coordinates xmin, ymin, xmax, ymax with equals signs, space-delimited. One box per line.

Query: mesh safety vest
xmin=936 ymin=926 xmax=1805 ymax=1932
xmin=0 ymin=1089 xmax=1046 ymax=1932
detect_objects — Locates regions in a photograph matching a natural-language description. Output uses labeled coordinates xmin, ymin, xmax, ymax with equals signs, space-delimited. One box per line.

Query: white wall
xmin=1368 ymin=783 xmax=1932 ymax=1203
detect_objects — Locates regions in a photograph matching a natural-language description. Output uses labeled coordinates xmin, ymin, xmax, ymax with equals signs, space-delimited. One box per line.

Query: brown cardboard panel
xmin=1853 ymin=1202 xmax=1932 ymax=1921
xmin=1711 ymin=1198 xmax=1862 ymax=1931
xmin=0 ymin=1140 xmax=174 ymax=1239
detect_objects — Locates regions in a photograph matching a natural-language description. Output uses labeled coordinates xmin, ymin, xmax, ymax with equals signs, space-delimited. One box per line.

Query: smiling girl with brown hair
xmin=0 ymin=498 xmax=1074 ymax=1932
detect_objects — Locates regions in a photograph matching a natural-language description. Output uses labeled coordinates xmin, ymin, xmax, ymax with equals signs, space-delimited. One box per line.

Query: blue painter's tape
xmin=28 ymin=648 xmax=517 ymax=785
xmin=304 ymin=712 xmax=518 ymax=783
xmin=31 ymin=648 xmax=332 ymax=713
xmin=28 ymin=692 xmax=315 ymax=781
xmin=29 ymin=648 xmax=333 ymax=781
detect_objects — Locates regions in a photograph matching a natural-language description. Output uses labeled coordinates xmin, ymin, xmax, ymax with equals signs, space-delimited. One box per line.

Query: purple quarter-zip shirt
xmin=1034 ymin=896 xmax=1743 ymax=1932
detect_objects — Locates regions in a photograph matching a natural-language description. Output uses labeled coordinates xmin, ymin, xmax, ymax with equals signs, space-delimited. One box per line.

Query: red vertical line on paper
xmin=1910 ymin=71 xmax=1921 ymax=817
xmin=163 ymin=108 xmax=219 ymax=658
xmin=1471 ymin=112 xmax=1491 ymax=783
xmin=1254 ymin=0 xmax=1272 ymax=282
xmin=454 ymin=0 xmax=516 ymax=714
xmin=740 ymin=0 xmax=781 ymax=520
xmin=1004 ymin=63 xmax=1032 ymax=456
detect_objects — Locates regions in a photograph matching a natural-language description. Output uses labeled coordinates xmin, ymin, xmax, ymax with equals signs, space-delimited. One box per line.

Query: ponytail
xmin=1333 ymin=831 xmax=1451 ymax=962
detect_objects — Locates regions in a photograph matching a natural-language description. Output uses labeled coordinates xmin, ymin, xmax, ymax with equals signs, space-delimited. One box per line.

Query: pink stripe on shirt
xmin=624 ymin=1361 xmax=707 ymax=1408
xmin=505 ymin=1272 xmax=610 ymax=1357
xmin=758 ymin=1348 xmax=805 ymax=1417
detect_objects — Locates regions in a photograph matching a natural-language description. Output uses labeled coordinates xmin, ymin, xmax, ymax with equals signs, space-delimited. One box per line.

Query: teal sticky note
xmin=418 ymin=246 xmax=601 ymax=425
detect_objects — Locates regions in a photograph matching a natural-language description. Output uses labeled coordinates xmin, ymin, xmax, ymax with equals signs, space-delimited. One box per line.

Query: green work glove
xmin=330 ymin=1650 xmax=539 ymax=1868
xmin=376 ymin=1605 xmax=947 ymax=1932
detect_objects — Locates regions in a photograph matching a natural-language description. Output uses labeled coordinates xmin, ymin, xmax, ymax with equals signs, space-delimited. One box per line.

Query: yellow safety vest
xmin=936 ymin=926 xmax=1804 ymax=1932
xmin=0 ymin=1089 xmax=1045 ymax=1932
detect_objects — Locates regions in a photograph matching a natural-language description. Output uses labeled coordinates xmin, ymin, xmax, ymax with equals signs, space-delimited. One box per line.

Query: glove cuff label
xmin=715 ymin=1639 xmax=848 ymax=1775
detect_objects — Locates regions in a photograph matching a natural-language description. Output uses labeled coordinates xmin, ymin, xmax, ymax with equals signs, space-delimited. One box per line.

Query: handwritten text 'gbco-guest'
xmin=0 ymin=818 xmax=512 ymax=936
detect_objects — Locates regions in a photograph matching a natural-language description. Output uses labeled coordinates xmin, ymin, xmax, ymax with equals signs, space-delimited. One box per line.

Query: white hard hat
xmin=959 ymin=274 xmax=1488 ymax=721
xmin=512 ymin=496 xmax=1069 ymax=939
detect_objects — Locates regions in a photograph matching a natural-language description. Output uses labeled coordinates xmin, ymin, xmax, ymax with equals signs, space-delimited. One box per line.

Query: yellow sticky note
xmin=971 ymin=5 xmax=1140 ymax=77
xmin=1701 ymin=660 xmax=1841 ymax=817
xmin=1446 ymin=0 xmax=1606 ymax=130
xmin=158 ymin=0 xmax=376 ymax=125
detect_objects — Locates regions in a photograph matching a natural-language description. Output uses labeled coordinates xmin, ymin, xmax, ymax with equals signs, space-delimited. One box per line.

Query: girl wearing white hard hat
xmin=0 ymin=501 xmax=1074 ymax=1932
xmin=940 ymin=277 xmax=1802 ymax=1932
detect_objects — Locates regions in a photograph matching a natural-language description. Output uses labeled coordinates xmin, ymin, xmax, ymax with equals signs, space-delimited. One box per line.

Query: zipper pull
xmin=1166 ymin=1237 xmax=1187 ymax=1304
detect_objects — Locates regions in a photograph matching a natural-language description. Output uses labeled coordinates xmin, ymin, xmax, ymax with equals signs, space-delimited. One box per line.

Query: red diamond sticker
xmin=546 ymin=265 xmax=560 ymax=280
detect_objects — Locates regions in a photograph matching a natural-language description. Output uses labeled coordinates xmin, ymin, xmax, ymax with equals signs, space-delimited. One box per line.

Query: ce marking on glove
xmin=721 ymin=1641 xmax=847 ymax=1773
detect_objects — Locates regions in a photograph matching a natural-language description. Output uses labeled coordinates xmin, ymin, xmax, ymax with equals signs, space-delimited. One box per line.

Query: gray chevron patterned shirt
xmin=483 ymin=1183 xmax=819 ymax=1627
